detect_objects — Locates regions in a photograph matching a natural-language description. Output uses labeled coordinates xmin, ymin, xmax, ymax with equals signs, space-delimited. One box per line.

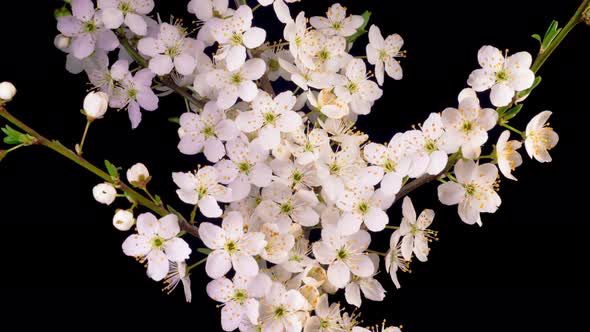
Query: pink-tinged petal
xmin=327 ymin=260 xmax=350 ymax=288
xmin=178 ymin=133 xmax=204 ymax=155
xmin=164 ymin=237 xmax=191 ymax=262
xmin=125 ymin=12 xmax=148 ymax=36
xmin=238 ymin=231 xmax=266 ymax=256
xmin=364 ymin=207 xmax=388 ymax=232
xmin=345 ymin=282 xmax=362 ymax=307
xmin=368 ymin=25 xmax=384 ymax=48
xmin=217 ymin=87 xmax=239 ymax=110
xmin=203 ymin=138 xmax=225 ymax=162
xmin=136 ymin=89 xmax=159 ymax=111
xmin=243 ymin=27 xmax=266 ymax=49
xmin=437 ymin=182 xmax=464 ymax=206
xmin=101 ymin=8 xmax=124 ymax=29
xmin=454 ymin=159 xmax=476 ymax=184
xmin=206 ymin=277 xmax=234 ymax=303
xmin=490 ymin=83 xmax=514 ymax=107
xmin=157 ymin=214 xmax=180 ymax=239
xmin=149 ymin=54 xmax=174 ymax=75
xmin=206 ymin=249 xmax=232 ymax=279
xmin=71 ymin=33 xmax=96 ymax=59
xmin=244 ymin=298 xmax=259 ymax=326
xmin=146 ymin=250 xmax=169 ymax=281
xmin=122 ymin=234 xmax=151 ymax=257
xmin=242 ymin=59 xmax=266 ymax=80
xmin=96 ymin=30 xmax=119 ymax=51
xmin=72 ymin=0 xmax=95 ymax=21
xmin=401 ymin=196 xmax=417 ymax=223
xmin=236 ymin=110 xmax=264 ymax=133
xmin=137 ymin=37 xmax=161 ymax=57
xmin=216 ymin=120 xmax=240 ymax=141
xmin=199 ymin=195 xmax=223 ymax=218
xmin=347 ymin=253 xmax=374 ymax=278
xmin=174 ymin=53 xmax=196 ymax=76
xmin=258 ymin=126 xmax=281 ymax=150
xmin=232 ymin=251 xmax=259 ymax=277
xmin=136 ymin=212 xmax=159 ymax=237
xmin=198 ymin=222 xmax=226 ymax=249
xmin=250 ymin=163 xmax=273 ymax=187
xmin=467 ymin=68 xmax=495 ymax=92
xmin=57 ymin=16 xmax=82 ymax=37
xmin=273 ymin=0 xmax=292 ymax=24
xmin=134 ymin=68 xmax=155 ymax=86
xmin=225 ymin=45 xmax=247 ymax=72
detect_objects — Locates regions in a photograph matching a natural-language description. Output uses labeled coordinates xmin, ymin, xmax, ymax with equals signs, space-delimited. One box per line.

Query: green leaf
xmin=54 ymin=5 xmax=71 ymax=19
xmin=168 ymin=117 xmax=180 ymax=124
xmin=501 ymin=104 xmax=523 ymax=122
xmin=3 ymin=136 xmax=21 ymax=145
xmin=541 ymin=20 xmax=561 ymax=50
xmin=346 ymin=11 xmax=372 ymax=45
xmin=154 ymin=194 xmax=163 ymax=206
xmin=531 ymin=34 xmax=542 ymax=43
xmin=104 ymin=160 xmax=120 ymax=179
xmin=197 ymin=248 xmax=213 ymax=255
xmin=1 ymin=125 xmax=35 ymax=145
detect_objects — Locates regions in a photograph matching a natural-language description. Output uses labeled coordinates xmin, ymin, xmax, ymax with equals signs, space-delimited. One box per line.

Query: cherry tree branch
xmin=0 ymin=106 xmax=200 ymax=238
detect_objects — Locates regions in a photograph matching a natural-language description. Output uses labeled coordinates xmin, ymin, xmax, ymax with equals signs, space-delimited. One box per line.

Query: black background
xmin=1 ymin=0 xmax=589 ymax=330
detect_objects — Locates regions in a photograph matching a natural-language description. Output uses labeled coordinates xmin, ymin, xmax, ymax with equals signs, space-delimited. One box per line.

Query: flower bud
xmin=299 ymin=285 xmax=320 ymax=311
xmin=302 ymin=264 xmax=327 ymax=288
xmin=584 ymin=7 xmax=590 ymax=26
xmin=126 ymin=163 xmax=151 ymax=188
xmin=113 ymin=209 xmax=135 ymax=231
xmin=0 ymin=82 xmax=17 ymax=101
xmin=83 ymin=91 xmax=109 ymax=120
xmin=93 ymin=182 xmax=117 ymax=205
xmin=54 ymin=34 xmax=71 ymax=52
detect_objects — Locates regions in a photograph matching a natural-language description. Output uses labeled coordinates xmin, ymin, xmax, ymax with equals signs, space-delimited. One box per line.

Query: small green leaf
xmin=154 ymin=194 xmax=163 ymax=206
xmin=346 ymin=11 xmax=372 ymax=45
xmin=54 ymin=5 xmax=71 ymax=19
xmin=197 ymin=248 xmax=213 ymax=255
xmin=501 ymin=104 xmax=523 ymax=121
xmin=531 ymin=34 xmax=542 ymax=43
xmin=168 ymin=117 xmax=180 ymax=124
xmin=2 ymin=125 xmax=35 ymax=145
xmin=541 ymin=20 xmax=561 ymax=50
xmin=3 ymin=136 xmax=21 ymax=145
xmin=104 ymin=160 xmax=120 ymax=179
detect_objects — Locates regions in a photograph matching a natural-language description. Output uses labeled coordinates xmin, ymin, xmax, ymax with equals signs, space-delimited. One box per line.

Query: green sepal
xmin=346 ymin=11 xmax=372 ymax=45
xmin=541 ymin=20 xmax=561 ymax=50
xmin=1 ymin=125 xmax=35 ymax=145
xmin=501 ymin=104 xmax=523 ymax=122
xmin=168 ymin=117 xmax=180 ymax=124
xmin=197 ymin=248 xmax=213 ymax=255
xmin=54 ymin=5 xmax=71 ymax=19
xmin=531 ymin=34 xmax=542 ymax=44
xmin=104 ymin=160 xmax=120 ymax=180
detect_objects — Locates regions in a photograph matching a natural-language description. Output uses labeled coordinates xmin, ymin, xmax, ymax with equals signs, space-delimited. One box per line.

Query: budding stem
xmin=76 ymin=120 xmax=92 ymax=156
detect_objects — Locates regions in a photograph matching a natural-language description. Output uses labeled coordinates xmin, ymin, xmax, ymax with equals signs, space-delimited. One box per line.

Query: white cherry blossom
xmin=172 ymin=166 xmax=232 ymax=218
xmin=344 ymin=254 xmax=386 ymax=307
xmin=336 ymin=181 xmax=389 ymax=234
xmin=334 ymin=58 xmax=383 ymax=115
xmin=496 ymin=130 xmax=523 ymax=180
xmin=304 ymin=294 xmax=342 ymax=332
xmin=363 ymin=134 xmax=411 ymax=197
xmin=109 ymin=67 xmax=158 ymax=128
xmin=384 ymin=231 xmax=409 ymax=289
xmin=207 ymin=58 xmax=266 ymax=110
xmin=163 ymin=261 xmax=192 ymax=303
xmin=396 ymin=196 xmax=435 ymax=262
xmin=256 ymin=182 xmax=320 ymax=228
xmin=97 ymin=0 xmax=154 ymax=35
xmin=525 ymin=111 xmax=559 ymax=163
xmin=259 ymin=282 xmax=307 ymax=332
xmin=199 ymin=211 xmax=266 ymax=278
xmin=122 ymin=213 xmax=191 ymax=281
xmin=310 ymin=3 xmax=364 ymax=37
xmin=138 ymin=23 xmax=199 ymax=75
xmin=467 ymin=45 xmax=535 ymax=107
xmin=366 ymin=25 xmax=404 ymax=85
xmin=312 ymin=227 xmax=374 ymax=289
xmin=437 ymin=159 xmax=501 ymax=225
xmin=177 ymin=102 xmax=240 ymax=162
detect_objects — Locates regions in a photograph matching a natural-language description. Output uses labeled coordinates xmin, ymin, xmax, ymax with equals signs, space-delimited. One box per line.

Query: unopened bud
xmin=54 ymin=34 xmax=71 ymax=52
xmin=584 ymin=7 xmax=590 ymax=26
xmin=83 ymin=91 xmax=109 ymax=119
xmin=113 ymin=209 xmax=135 ymax=231
xmin=93 ymin=182 xmax=117 ymax=205
xmin=0 ymin=82 xmax=17 ymax=101
xmin=126 ymin=163 xmax=151 ymax=188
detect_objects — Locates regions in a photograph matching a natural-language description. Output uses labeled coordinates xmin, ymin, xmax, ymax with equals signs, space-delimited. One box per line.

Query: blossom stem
xmin=189 ymin=204 xmax=198 ymax=224
xmin=187 ymin=256 xmax=208 ymax=272
xmin=384 ymin=225 xmax=399 ymax=230
xmin=531 ymin=0 xmax=590 ymax=73
xmin=0 ymin=106 xmax=200 ymax=238
xmin=501 ymin=123 xmax=526 ymax=139
xmin=4 ymin=143 xmax=24 ymax=154
xmin=252 ymin=4 xmax=262 ymax=11
xmin=115 ymin=32 xmax=205 ymax=108
xmin=142 ymin=187 xmax=160 ymax=206
xmin=76 ymin=120 xmax=91 ymax=156
xmin=367 ymin=249 xmax=387 ymax=256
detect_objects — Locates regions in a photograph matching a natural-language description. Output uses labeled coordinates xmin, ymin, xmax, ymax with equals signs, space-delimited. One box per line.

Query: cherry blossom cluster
xmin=50 ymin=0 xmax=560 ymax=331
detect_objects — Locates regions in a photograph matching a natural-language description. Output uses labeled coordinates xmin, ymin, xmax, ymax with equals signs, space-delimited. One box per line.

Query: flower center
xmin=84 ymin=21 xmax=97 ymax=33
xmin=384 ymin=159 xmax=397 ymax=173
xmin=304 ymin=142 xmax=314 ymax=152
xmin=332 ymin=21 xmax=342 ymax=31
xmin=231 ymin=73 xmax=243 ymax=85
xmin=202 ymin=126 xmax=215 ymax=138
xmin=238 ymin=161 xmax=251 ymax=174
xmin=337 ymin=248 xmax=348 ymax=260
xmin=264 ymin=112 xmax=277 ymax=125
xmin=379 ymin=49 xmax=389 ymax=60
xmin=347 ymin=82 xmax=359 ymax=94
xmin=224 ymin=240 xmax=238 ymax=254
xmin=269 ymin=58 xmax=280 ymax=72
xmin=320 ymin=320 xmax=331 ymax=329
xmin=329 ymin=162 xmax=341 ymax=175
xmin=274 ymin=306 xmax=286 ymax=319
xmin=318 ymin=49 xmax=330 ymax=62
xmin=118 ymin=1 xmax=131 ymax=14
xmin=151 ymin=236 xmax=165 ymax=249
xmin=280 ymin=202 xmax=293 ymax=215
xmin=358 ymin=202 xmax=369 ymax=215
xmin=292 ymin=171 xmax=303 ymax=183
xmin=290 ymin=254 xmax=303 ymax=262
xmin=232 ymin=289 xmax=248 ymax=304
xmin=462 ymin=121 xmax=473 ymax=133
xmin=165 ymin=45 xmax=181 ymax=57
xmin=127 ymin=88 xmax=138 ymax=99
xmin=231 ymin=33 xmax=244 ymax=46
xmin=424 ymin=139 xmax=437 ymax=153
xmin=197 ymin=186 xmax=209 ymax=199
xmin=464 ymin=183 xmax=476 ymax=196
xmin=496 ymin=70 xmax=508 ymax=82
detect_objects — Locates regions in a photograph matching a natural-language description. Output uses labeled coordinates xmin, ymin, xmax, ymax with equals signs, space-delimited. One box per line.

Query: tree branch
xmin=0 ymin=106 xmax=200 ymax=238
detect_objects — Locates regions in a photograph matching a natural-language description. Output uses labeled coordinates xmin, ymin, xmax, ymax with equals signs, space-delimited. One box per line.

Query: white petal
xmin=327 ymin=260 xmax=350 ymax=288
xmin=206 ymin=277 xmax=234 ymax=303
xmin=347 ymin=254 xmax=374 ymax=278
xmin=490 ymin=83 xmax=514 ymax=107
xmin=157 ymin=214 xmax=180 ymax=239
xmin=198 ymin=222 xmax=226 ymax=249
xmin=364 ymin=207 xmax=388 ymax=232
xmin=199 ymin=195 xmax=223 ymax=218
xmin=136 ymin=212 xmax=158 ymax=237
xmin=125 ymin=13 xmax=148 ymax=36
xmin=437 ymin=182 xmax=464 ymax=206
xmin=164 ymin=237 xmax=192 ymax=262
xmin=147 ymin=250 xmax=169 ymax=281
xmin=243 ymin=27 xmax=266 ymax=49
xmin=122 ymin=234 xmax=150 ymax=257
xmin=345 ymin=282 xmax=362 ymax=307
xmin=232 ymin=251 xmax=259 ymax=277
xmin=206 ymin=249 xmax=232 ymax=279
xmin=149 ymin=55 xmax=174 ymax=75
